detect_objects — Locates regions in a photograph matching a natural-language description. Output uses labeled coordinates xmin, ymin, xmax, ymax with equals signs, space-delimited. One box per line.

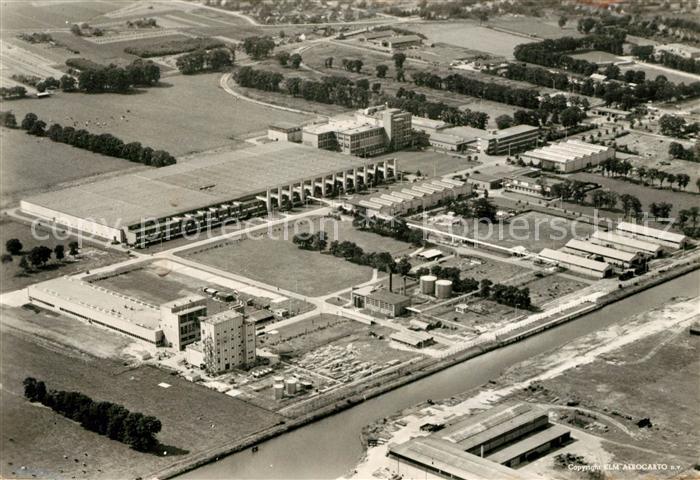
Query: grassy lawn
xmin=0 ymin=1 xmax=129 ymax=31
xmin=5 ymin=72 xmax=313 ymax=157
xmin=523 ymin=274 xmax=589 ymax=306
xmin=0 ymin=218 xmax=129 ymax=293
xmin=442 ymin=211 xmax=596 ymax=252
xmin=318 ymin=218 xmax=414 ymax=256
xmin=178 ymin=224 xmax=374 ymax=296
xmin=385 ymin=149 xmax=480 ymax=177
xmin=437 ymin=254 xmax=533 ymax=284
xmin=487 ymin=16 xmax=582 ymax=40
xmin=0 ymin=127 xmax=144 ymax=207
xmin=569 ymin=172 xmax=699 ymax=217
xmin=0 ymin=320 xmax=285 ymax=480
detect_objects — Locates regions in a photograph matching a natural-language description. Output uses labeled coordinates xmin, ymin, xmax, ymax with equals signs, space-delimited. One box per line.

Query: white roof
xmin=591 ymin=230 xmax=661 ymax=253
xmin=418 ymin=248 xmax=443 ymax=259
xmin=524 ymin=140 xmax=610 ymax=163
xmin=539 ymin=248 xmax=611 ymax=272
xmin=616 ymin=222 xmax=687 ymax=244
xmin=565 ymin=239 xmax=639 ymax=262
xmin=390 ymin=330 xmax=433 ymax=346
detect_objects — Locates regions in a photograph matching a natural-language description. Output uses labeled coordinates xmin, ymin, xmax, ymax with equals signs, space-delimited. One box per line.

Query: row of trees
xmin=292 ymin=231 xmax=326 ymax=251
xmin=669 ymin=142 xmax=699 ymax=162
xmin=326 ymin=240 xmax=398 ymax=273
xmin=412 ymin=71 xmax=541 ymax=110
xmin=176 ymin=48 xmax=234 ymax=74
xmin=353 ymin=215 xmax=425 ymax=246
xmin=76 ymin=60 xmax=161 ymax=93
xmin=0 ymin=86 xmax=27 ymax=100
xmin=443 ymin=196 xmax=498 ymax=223
xmin=18 ymin=113 xmax=176 ymax=167
xmin=23 ymin=378 xmax=162 ymax=452
xmin=387 ymin=88 xmax=488 ymax=129
xmin=242 ymin=36 xmax=275 ymax=60
xmin=634 ymin=166 xmax=692 ymax=190
xmin=275 ymin=51 xmax=302 ymax=68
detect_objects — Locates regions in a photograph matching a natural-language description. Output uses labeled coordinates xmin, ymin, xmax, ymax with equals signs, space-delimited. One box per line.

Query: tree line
xmin=3 ymin=238 xmax=80 ymax=273
xmin=14 ymin=112 xmax=176 ymax=167
xmin=0 ymin=86 xmax=27 ymax=100
xmin=385 ymin=88 xmax=488 ymax=129
xmin=23 ymin=378 xmax=162 ymax=452
xmin=176 ymin=48 xmax=234 ymax=74
xmin=75 ymin=60 xmax=161 ymax=93
xmin=669 ymin=142 xmax=700 ymax=163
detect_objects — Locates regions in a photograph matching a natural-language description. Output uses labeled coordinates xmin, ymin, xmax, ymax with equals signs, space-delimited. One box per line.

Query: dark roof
xmin=367 ymin=290 xmax=410 ymax=305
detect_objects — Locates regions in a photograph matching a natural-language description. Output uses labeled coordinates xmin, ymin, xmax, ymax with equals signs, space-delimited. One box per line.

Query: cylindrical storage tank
xmin=273 ymin=383 xmax=284 ymax=400
xmin=273 ymin=376 xmax=284 ymax=384
xmin=435 ymin=279 xmax=453 ymax=299
xmin=284 ymin=378 xmax=298 ymax=395
xmin=420 ymin=275 xmax=437 ymax=295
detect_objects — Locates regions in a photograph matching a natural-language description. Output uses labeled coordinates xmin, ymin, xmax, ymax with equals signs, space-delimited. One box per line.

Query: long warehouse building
xmin=616 ymin=221 xmax=688 ymax=249
xmin=563 ymin=239 xmax=642 ymax=268
xmin=539 ymin=248 xmax=613 ymax=278
xmin=590 ymin=230 xmax=662 ymax=257
xmin=21 ymin=142 xmax=397 ymax=247
xmin=521 ymin=140 xmax=614 ymax=173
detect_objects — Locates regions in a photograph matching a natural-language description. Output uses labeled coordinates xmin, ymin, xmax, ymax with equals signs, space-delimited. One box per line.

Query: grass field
xmin=384 ymin=149 xmax=480 ymax=177
xmin=444 ymin=211 xmax=596 ymax=251
xmin=0 ymin=218 xmax=129 ymax=293
xmin=0 ymin=0 xmax=130 ymax=31
xmin=5 ymin=72 xmax=312 ymax=157
xmin=0 ymin=127 xmax=144 ymax=207
xmin=178 ymin=221 xmax=375 ymax=296
xmin=570 ymin=172 xmax=699 ymax=216
xmin=406 ymin=22 xmax=536 ymax=59
xmin=568 ymin=50 xmax=622 ymax=64
xmin=619 ymin=63 xmax=698 ymax=84
xmin=0 ymin=317 xmax=285 ymax=480
xmin=437 ymin=254 xmax=533 ymax=284
xmin=487 ymin=17 xmax=583 ymax=40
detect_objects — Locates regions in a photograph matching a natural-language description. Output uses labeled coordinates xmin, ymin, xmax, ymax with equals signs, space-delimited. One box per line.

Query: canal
xmin=181 ymin=270 xmax=699 ymax=479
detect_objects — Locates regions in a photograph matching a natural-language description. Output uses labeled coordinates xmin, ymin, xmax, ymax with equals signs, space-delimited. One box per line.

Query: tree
xmin=242 ymin=36 xmax=275 ymax=59
xmin=19 ymin=256 xmax=30 ymax=274
xmin=68 ymin=241 xmax=80 ymax=256
xmin=289 ymin=53 xmax=302 ymax=69
xmin=472 ymin=197 xmax=497 ymax=222
xmin=397 ymin=256 xmax=412 ymax=276
xmin=375 ymin=64 xmax=388 ymax=78
xmin=276 ymin=51 xmax=290 ymax=66
xmin=650 ymin=202 xmax=672 ymax=219
xmin=659 ymin=114 xmax=686 ymax=137
xmin=324 ymin=57 xmax=334 ymax=68
xmin=5 ymin=238 xmax=22 ymax=255
xmin=54 ymin=244 xmax=65 ymax=261
xmin=0 ymin=111 xmax=17 ymax=128
xmin=495 ymin=114 xmax=513 ymax=129
xmin=28 ymin=119 xmax=47 ymax=136
xmin=560 ymin=107 xmax=584 ymax=127
xmin=1 ymin=254 xmax=12 ymax=264
xmin=558 ymin=16 xmax=567 ymax=28
xmin=21 ymin=112 xmax=38 ymax=131
xmin=395 ymin=67 xmax=405 ymax=82
xmin=392 ymin=52 xmax=406 ymax=69
xmin=28 ymin=246 xmax=52 ymax=268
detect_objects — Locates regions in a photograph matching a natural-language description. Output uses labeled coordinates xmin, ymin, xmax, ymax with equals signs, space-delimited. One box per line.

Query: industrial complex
xmin=389 ymin=403 xmax=571 ymax=478
xmin=520 ymin=139 xmax=615 ymax=173
xmin=20 ymin=142 xmax=398 ymax=247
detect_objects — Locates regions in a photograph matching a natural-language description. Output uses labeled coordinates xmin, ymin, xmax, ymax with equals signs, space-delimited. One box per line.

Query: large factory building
xmin=21 ymin=142 xmax=397 ymax=247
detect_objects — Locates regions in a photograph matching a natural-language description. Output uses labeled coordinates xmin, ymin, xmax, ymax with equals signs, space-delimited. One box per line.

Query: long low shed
xmin=563 ymin=239 xmax=642 ymax=267
xmin=616 ymin=221 xmax=688 ymax=249
xmin=590 ymin=230 xmax=662 ymax=257
xmin=539 ymin=248 xmax=612 ymax=278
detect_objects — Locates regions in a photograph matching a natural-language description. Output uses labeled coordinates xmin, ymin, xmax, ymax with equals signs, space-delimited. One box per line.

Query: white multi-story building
xmin=188 ymin=310 xmax=256 ymax=374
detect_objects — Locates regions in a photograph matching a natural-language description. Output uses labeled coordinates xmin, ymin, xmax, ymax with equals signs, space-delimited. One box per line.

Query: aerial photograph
xmin=0 ymin=0 xmax=698 ymax=479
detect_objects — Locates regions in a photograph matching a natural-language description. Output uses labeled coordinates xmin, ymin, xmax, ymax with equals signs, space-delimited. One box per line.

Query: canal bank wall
xmin=153 ymin=259 xmax=699 ymax=480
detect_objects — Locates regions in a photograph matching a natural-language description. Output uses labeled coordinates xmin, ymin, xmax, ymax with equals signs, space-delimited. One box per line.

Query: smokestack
xmin=387 ymin=265 xmax=393 ymax=293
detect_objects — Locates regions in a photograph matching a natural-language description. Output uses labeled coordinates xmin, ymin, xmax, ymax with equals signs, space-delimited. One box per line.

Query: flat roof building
xmin=655 ymin=43 xmax=700 ymax=59
xmin=26 ymin=276 xmax=209 ymax=347
xmin=521 ymin=140 xmax=614 ymax=173
xmin=412 ymin=116 xmax=451 ymax=134
xmin=381 ymin=35 xmax=422 ymax=50
xmin=616 ymin=221 xmax=688 ymax=249
xmin=267 ymin=121 xmax=303 ymax=143
xmin=390 ymin=330 xmax=434 ymax=348
xmin=188 ymin=310 xmax=256 ymax=373
xmin=429 ymin=132 xmax=473 ymax=151
xmin=539 ymin=248 xmax=613 ymax=278
xmin=21 ymin=142 xmax=397 ymax=247
xmin=590 ymin=230 xmax=662 ymax=257
xmin=352 ymin=287 xmax=410 ymax=318
xmin=563 ymin=239 xmax=642 ymax=268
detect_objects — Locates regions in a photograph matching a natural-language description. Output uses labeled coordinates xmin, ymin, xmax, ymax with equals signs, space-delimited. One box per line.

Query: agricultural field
xmin=0 ymin=127 xmax=144 ymax=207
xmin=5 ymin=72 xmax=313 ymax=157
xmin=487 ymin=16 xmax=583 ymax=40
xmin=0 ymin=0 xmax=130 ymax=31
xmin=568 ymin=50 xmax=623 ymax=64
xmin=406 ymin=22 xmax=537 ymax=59
xmin=0 ymin=319 xmax=285 ymax=480
xmin=0 ymin=218 xmax=129 ymax=293
xmin=177 ymin=222 xmax=375 ymax=297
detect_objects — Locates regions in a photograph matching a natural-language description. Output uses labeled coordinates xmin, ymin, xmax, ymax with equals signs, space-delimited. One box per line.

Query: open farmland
xmin=406 ymin=22 xmax=536 ymax=59
xmin=487 ymin=17 xmax=583 ymax=40
xmin=619 ymin=63 xmax=700 ymax=84
xmin=178 ymin=222 xmax=375 ymax=296
xmin=5 ymin=72 xmax=313 ymax=157
xmin=0 ymin=127 xmax=145 ymax=207
xmin=0 ymin=0 xmax=130 ymax=31
xmin=0 ymin=322 xmax=285 ymax=480
xmin=0 ymin=218 xmax=129 ymax=293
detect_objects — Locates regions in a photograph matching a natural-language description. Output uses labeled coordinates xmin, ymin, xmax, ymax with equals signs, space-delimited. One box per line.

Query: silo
xmin=284 ymin=378 xmax=298 ymax=395
xmin=435 ymin=279 xmax=453 ymax=299
xmin=273 ymin=383 xmax=284 ymax=400
xmin=420 ymin=275 xmax=437 ymax=295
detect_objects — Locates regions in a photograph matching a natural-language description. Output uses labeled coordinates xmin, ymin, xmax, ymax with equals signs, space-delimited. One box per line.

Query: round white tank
xmin=273 ymin=383 xmax=284 ymax=400
xmin=420 ymin=275 xmax=437 ymax=295
xmin=284 ymin=378 xmax=298 ymax=395
xmin=273 ymin=376 xmax=284 ymax=384
xmin=435 ymin=279 xmax=453 ymax=299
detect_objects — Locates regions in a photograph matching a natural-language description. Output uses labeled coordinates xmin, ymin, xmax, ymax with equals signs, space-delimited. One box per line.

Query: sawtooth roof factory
xmin=20 ymin=142 xmax=397 ymax=247
xmin=520 ymin=139 xmax=614 ymax=173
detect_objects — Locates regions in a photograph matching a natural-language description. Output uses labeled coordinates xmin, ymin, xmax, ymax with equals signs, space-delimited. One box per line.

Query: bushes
xmin=76 ymin=60 xmax=160 ymax=93
xmin=124 ymin=36 xmax=224 ymax=58
xmin=23 ymin=377 xmax=162 ymax=452
xmin=20 ymin=113 xmax=176 ymax=167
xmin=0 ymin=86 xmax=27 ymax=100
